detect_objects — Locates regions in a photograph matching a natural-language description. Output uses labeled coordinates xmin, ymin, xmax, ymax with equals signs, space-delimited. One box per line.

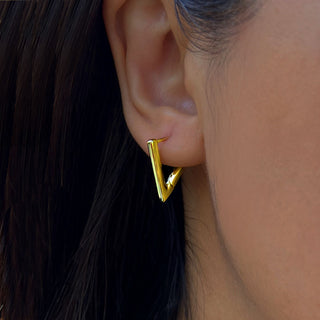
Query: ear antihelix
xmin=147 ymin=138 xmax=183 ymax=202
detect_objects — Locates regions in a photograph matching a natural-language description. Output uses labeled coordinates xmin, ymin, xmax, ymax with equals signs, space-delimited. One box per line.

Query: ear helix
xmin=147 ymin=138 xmax=183 ymax=202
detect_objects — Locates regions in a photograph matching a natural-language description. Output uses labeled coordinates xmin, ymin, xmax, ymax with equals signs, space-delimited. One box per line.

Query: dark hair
xmin=175 ymin=0 xmax=259 ymax=55
xmin=0 ymin=1 xmax=255 ymax=319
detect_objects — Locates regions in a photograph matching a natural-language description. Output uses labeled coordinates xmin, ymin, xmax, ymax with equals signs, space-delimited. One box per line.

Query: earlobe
xmin=102 ymin=0 xmax=205 ymax=167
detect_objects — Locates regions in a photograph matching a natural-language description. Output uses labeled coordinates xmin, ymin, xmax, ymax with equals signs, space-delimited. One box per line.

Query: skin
xmin=184 ymin=1 xmax=320 ymax=319
xmin=103 ymin=0 xmax=320 ymax=319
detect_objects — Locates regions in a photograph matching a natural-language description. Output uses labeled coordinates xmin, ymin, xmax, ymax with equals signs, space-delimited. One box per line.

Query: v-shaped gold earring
xmin=147 ymin=138 xmax=183 ymax=202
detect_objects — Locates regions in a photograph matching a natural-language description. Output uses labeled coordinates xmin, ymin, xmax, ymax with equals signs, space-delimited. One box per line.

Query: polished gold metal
xmin=147 ymin=138 xmax=183 ymax=202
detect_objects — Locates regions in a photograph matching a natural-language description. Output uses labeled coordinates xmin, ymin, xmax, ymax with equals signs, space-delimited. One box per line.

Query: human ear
xmin=102 ymin=0 xmax=204 ymax=167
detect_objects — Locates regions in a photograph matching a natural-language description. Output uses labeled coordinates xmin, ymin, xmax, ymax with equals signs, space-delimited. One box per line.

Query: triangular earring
xmin=147 ymin=138 xmax=183 ymax=202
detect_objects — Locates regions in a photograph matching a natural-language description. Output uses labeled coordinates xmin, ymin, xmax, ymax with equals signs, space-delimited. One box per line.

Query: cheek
xmin=197 ymin=4 xmax=320 ymax=318
xmin=208 ymin=98 xmax=320 ymax=318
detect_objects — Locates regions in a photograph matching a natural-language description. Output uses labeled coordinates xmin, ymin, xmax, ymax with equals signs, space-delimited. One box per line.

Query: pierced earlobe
xmin=147 ymin=138 xmax=183 ymax=202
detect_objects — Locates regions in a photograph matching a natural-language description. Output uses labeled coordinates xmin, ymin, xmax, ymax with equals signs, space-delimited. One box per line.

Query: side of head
xmin=104 ymin=0 xmax=320 ymax=319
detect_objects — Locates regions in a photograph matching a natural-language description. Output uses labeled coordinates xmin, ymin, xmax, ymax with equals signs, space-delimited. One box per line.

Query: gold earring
xmin=147 ymin=138 xmax=183 ymax=202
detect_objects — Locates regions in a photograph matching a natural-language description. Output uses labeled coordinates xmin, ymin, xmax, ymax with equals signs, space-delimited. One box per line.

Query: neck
xmin=179 ymin=165 xmax=265 ymax=320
